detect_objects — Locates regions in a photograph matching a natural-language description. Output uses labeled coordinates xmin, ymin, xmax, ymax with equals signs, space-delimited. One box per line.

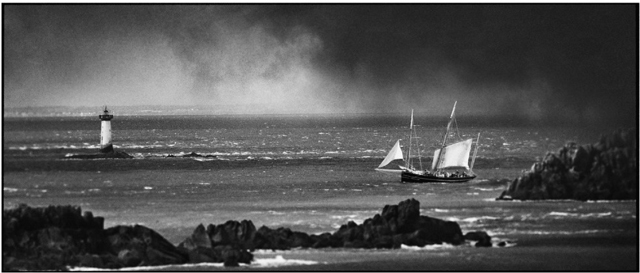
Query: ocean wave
xmin=400 ymin=243 xmax=455 ymax=251
xmin=68 ymin=255 xmax=319 ymax=271
xmin=252 ymin=255 xmax=319 ymax=267
xmin=471 ymin=186 xmax=504 ymax=191
xmin=586 ymin=199 xmax=638 ymax=203
xmin=547 ymin=211 xmax=613 ymax=218
xmin=267 ymin=210 xmax=286 ymax=215
xmin=489 ymin=228 xmax=622 ymax=236
xmin=445 ymin=216 xmax=499 ymax=223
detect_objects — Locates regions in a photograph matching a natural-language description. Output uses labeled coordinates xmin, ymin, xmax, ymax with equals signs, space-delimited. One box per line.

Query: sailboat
xmin=376 ymin=101 xmax=480 ymax=183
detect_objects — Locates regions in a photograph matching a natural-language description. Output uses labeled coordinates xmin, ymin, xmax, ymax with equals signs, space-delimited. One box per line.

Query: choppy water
xmin=3 ymin=114 xmax=637 ymax=270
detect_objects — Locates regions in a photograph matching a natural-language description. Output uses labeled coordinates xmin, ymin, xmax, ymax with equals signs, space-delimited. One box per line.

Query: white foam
xmin=490 ymin=228 xmax=619 ymax=235
xmin=548 ymin=211 xmax=573 ymax=216
xmin=400 ymin=243 xmax=455 ymax=250
xmin=267 ymin=210 xmax=285 ymax=215
xmin=252 ymin=255 xmax=319 ymax=267
xmin=547 ymin=211 xmax=613 ymax=218
xmin=69 ymin=254 xmax=320 ymax=270
xmin=3 ymin=187 xmax=19 ymax=192
xmin=586 ymin=199 xmax=637 ymax=203
xmin=458 ymin=216 xmax=498 ymax=223
xmin=471 ymin=187 xmax=502 ymax=191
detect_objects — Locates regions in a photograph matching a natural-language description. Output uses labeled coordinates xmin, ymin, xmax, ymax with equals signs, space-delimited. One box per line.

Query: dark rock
xmin=475 ymin=240 xmax=492 ymax=247
xmin=289 ymin=231 xmax=313 ymax=248
xmin=497 ymin=128 xmax=637 ymax=201
xmin=190 ymin=224 xmax=212 ymax=249
xmin=177 ymin=222 xmax=253 ymax=266
xmin=105 ymin=225 xmax=187 ymax=266
xmin=396 ymin=198 xmax=421 ymax=233
xmin=310 ymin=233 xmax=333 ymax=248
xmin=223 ymin=258 xmax=239 ymax=267
xmin=414 ymin=215 xmax=465 ymax=245
xmin=2 ymin=205 xmax=110 ymax=271
xmin=118 ymin=249 xmax=143 ymax=267
xmin=100 ymin=144 xmax=115 ymax=153
xmin=404 ymin=229 xmax=430 ymax=247
xmin=4 ymin=199 xmax=498 ymax=270
xmin=314 ymin=199 xmax=464 ymax=249
xmin=66 ymin=149 xmax=133 ymax=159
xmin=220 ymin=245 xmax=252 ymax=265
xmin=209 ymin=220 xmax=255 ymax=248
xmin=343 ymin=239 xmax=370 ymax=248
xmin=164 ymin=152 xmax=217 ymax=158
xmin=254 ymin=226 xmax=290 ymax=250
xmin=464 ymin=231 xmax=492 ymax=247
xmin=186 ymin=247 xmax=218 ymax=263
xmin=391 ymin=234 xmax=406 ymax=248
xmin=371 ymin=235 xmax=394 ymax=249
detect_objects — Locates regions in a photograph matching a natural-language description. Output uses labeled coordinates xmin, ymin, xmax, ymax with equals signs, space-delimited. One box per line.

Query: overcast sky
xmin=3 ymin=4 xmax=637 ymax=123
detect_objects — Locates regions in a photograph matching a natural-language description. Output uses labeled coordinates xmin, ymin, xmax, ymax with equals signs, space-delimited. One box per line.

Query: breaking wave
xmin=68 ymin=255 xmax=319 ymax=271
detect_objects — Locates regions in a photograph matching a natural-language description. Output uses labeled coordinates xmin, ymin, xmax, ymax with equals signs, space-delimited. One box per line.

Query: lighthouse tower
xmin=98 ymin=106 xmax=114 ymax=153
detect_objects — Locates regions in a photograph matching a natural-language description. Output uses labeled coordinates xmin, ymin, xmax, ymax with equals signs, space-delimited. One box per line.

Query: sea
xmin=2 ymin=110 xmax=637 ymax=271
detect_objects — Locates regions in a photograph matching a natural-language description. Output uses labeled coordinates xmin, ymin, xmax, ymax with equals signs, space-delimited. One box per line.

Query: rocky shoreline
xmin=3 ymin=199 xmax=499 ymax=270
xmin=65 ymin=144 xmax=134 ymax=159
xmin=497 ymin=128 xmax=637 ymax=201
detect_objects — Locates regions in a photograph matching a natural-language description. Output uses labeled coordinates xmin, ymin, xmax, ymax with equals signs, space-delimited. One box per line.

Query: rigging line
xmin=453 ymin=116 xmax=462 ymax=141
xmin=414 ymin=125 xmax=423 ymax=170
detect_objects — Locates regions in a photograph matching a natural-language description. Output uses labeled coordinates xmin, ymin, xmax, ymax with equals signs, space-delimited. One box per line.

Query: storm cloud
xmin=3 ymin=4 xmax=637 ymax=124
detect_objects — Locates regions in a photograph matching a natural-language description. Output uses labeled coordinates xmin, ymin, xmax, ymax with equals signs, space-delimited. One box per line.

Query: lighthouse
xmin=98 ymin=106 xmax=114 ymax=153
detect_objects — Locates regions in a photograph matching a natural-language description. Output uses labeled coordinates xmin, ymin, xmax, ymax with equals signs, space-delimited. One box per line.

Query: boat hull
xmin=401 ymin=171 xmax=475 ymax=183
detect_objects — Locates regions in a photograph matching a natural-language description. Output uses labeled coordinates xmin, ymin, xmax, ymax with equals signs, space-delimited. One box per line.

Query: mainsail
xmin=431 ymin=138 xmax=473 ymax=170
xmin=378 ymin=140 xmax=404 ymax=168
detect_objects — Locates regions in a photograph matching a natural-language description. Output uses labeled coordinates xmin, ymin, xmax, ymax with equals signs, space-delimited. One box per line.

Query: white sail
xmin=378 ymin=140 xmax=404 ymax=168
xmin=431 ymin=138 xmax=473 ymax=170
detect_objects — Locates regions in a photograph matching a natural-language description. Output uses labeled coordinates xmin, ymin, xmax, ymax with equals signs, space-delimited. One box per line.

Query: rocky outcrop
xmin=65 ymin=150 xmax=133 ymax=159
xmin=3 ymin=199 xmax=496 ymax=270
xmin=2 ymin=205 xmax=190 ymax=270
xmin=330 ymin=199 xmax=465 ymax=248
xmin=177 ymin=199 xmax=475 ymax=252
xmin=100 ymin=143 xmax=115 ymax=154
xmin=176 ymin=222 xmax=254 ymax=266
xmin=497 ymin=128 xmax=637 ymax=201
xmin=164 ymin=152 xmax=217 ymax=158
xmin=3 ymin=204 xmax=109 ymax=270
xmin=104 ymin=225 xmax=188 ymax=267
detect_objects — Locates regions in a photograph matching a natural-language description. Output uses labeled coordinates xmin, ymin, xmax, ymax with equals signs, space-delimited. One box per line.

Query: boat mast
xmin=470 ymin=132 xmax=480 ymax=171
xmin=433 ymin=101 xmax=457 ymax=172
xmin=406 ymin=109 xmax=414 ymax=169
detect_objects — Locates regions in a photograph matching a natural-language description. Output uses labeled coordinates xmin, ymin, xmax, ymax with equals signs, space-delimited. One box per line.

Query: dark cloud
xmin=3 ymin=4 xmax=637 ymax=125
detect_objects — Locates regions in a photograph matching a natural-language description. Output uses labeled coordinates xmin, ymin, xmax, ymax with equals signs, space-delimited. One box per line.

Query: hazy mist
xmin=3 ymin=5 xmax=637 ymax=124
